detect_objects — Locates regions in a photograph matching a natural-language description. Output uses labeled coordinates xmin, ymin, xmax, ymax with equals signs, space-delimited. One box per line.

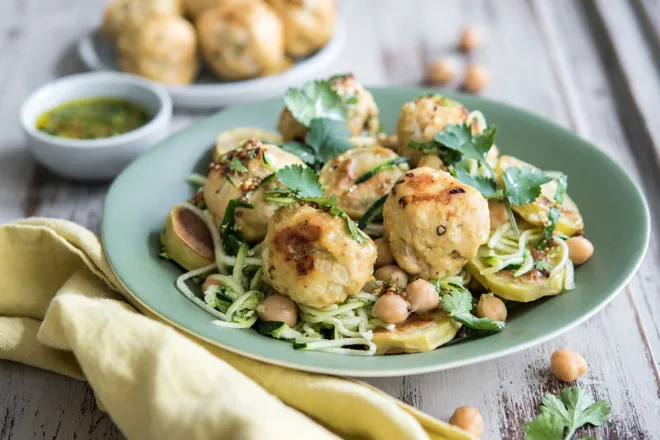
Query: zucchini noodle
xmin=467 ymin=110 xmax=487 ymax=133
xmin=551 ymin=236 xmax=570 ymax=275
xmin=364 ymin=223 xmax=384 ymax=237
xmin=176 ymin=263 xmax=230 ymax=322
xmin=186 ymin=173 xmax=208 ymax=187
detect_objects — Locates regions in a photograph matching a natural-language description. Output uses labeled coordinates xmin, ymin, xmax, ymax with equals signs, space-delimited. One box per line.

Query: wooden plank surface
xmin=1 ymin=1 xmax=659 ymax=439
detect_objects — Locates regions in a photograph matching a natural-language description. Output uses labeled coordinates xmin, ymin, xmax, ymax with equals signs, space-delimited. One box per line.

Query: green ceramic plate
xmin=103 ymin=88 xmax=650 ymax=377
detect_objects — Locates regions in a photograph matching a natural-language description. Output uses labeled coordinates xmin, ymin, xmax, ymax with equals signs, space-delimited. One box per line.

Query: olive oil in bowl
xmin=36 ymin=98 xmax=151 ymax=140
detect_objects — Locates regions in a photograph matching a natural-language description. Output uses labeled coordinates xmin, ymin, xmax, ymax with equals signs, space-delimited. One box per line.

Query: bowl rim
xmin=20 ymin=71 xmax=173 ymax=150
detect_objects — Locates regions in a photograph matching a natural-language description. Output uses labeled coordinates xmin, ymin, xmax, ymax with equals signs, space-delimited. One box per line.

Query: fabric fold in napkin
xmin=0 ymin=218 xmax=474 ymax=440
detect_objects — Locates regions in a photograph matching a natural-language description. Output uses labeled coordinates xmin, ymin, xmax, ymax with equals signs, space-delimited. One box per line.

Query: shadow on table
xmin=55 ymin=40 xmax=87 ymax=78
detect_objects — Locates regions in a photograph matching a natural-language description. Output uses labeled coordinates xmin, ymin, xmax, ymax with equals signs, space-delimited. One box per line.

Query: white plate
xmin=77 ymin=24 xmax=346 ymax=109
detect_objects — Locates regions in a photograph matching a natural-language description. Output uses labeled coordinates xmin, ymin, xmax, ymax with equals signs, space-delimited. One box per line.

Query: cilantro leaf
xmin=524 ymin=412 xmax=565 ymax=440
xmin=281 ymin=141 xmax=316 ymax=165
xmin=275 ymin=165 xmax=323 ymax=198
xmin=434 ymin=124 xmax=497 ymax=161
xmin=283 ymin=80 xmax=347 ymax=127
xmin=229 ymin=157 xmax=248 ymax=174
xmin=534 ymin=260 xmax=552 ymax=272
xmin=502 ymin=167 xmax=552 ymax=206
xmin=452 ymin=168 xmax=503 ymax=199
xmin=524 ymin=386 xmax=611 ymax=440
xmin=221 ymin=199 xmax=254 ymax=255
xmin=441 ymin=288 xmax=473 ymax=314
xmin=306 ymin=118 xmax=354 ymax=163
xmin=269 ymin=165 xmax=367 ymax=244
xmin=543 ymin=173 xmax=568 ymax=241
xmin=440 ymin=286 xmax=505 ymax=333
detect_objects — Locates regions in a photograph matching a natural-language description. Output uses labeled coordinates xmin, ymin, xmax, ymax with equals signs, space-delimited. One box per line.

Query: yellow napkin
xmin=0 ymin=218 xmax=475 ymax=440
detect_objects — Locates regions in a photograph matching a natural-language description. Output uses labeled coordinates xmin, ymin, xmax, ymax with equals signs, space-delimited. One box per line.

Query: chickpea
xmin=488 ymin=200 xmax=509 ymax=230
xmin=449 ymin=406 xmax=484 ymax=437
xmin=463 ymin=65 xmax=490 ymax=93
xmin=418 ymin=155 xmax=444 ymax=170
xmin=256 ymin=294 xmax=298 ymax=328
xmin=476 ymin=293 xmax=507 ymax=322
xmin=551 ymin=348 xmax=588 ymax=382
xmin=426 ymin=58 xmax=456 ymax=85
xmin=405 ymin=279 xmax=439 ymax=314
xmin=458 ymin=27 xmax=482 ymax=52
xmin=374 ymin=237 xmax=395 ymax=268
xmin=372 ymin=293 xmax=411 ymax=324
xmin=374 ymin=265 xmax=408 ymax=289
xmin=202 ymin=275 xmax=222 ymax=294
xmin=566 ymin=236 xmax=594 ymax=265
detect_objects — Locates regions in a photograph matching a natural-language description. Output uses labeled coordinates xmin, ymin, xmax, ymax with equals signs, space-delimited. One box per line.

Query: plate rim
xmin=102 ymin=87 xmax=651 ymax=377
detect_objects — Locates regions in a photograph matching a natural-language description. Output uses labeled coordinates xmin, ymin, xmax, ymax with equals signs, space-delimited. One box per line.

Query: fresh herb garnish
xmin=275 ymin=164 xmax=323 ymax=198
xmin=534 ymin=260 xmax=552 ymax=272
xmin=502 ymin=167 xmax=552 ymax=206
xmin=306 ymin=118 xmax=354 ymax=163
xmin=543 ymin=173 xmax=568 ymax=241
xmin=266 ymin=165 xmax=367 ymax=243
xmin=229 ymin=157 xmax=248 ymax=174
xmin=281 ymin=118 xmax=354 ymax=171
xmin=524 ymin=386 xmax=611 ymax=440
xmin=221 ymin=199 xmax=254 ymax=255
xmin=355 ymin=157 xmax=411 ymax=184
xmin=357 ymin=195 xmax=387 ymax=230
xmin=435 ymin=282 xmax=505 ymax=333
xmin=452 ymin=168 xmax=503 ymax=199
xmin=410 ymin=123 xmax=554 ymax=237
xmin=283 ymin=80 xmax=347 ymax=127
xmin=281 ymin=141 xmax=316 ymax=165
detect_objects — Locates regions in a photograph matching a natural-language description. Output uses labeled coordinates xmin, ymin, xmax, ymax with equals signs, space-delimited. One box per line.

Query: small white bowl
xmin=20 ymin=72 xmax=172 ymax=181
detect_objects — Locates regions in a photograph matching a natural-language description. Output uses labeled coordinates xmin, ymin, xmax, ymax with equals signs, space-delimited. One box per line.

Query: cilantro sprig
xmin=265 ymin=165 xmax=367 ymax=244
xmin=410 ymin=123 xmax=556 ymax=237
xmin=221 ymin=199 xmax=254 ymax=255
xmin=281 ymin=118 xmax=354 ymax=171
xmin=432 ymin=281 xmax=505 ymax=333
xmin=543 ymin=173 xmax=568 ymax=241
xmin=524 ymin=386 xmax=611 ymax=440
xmin=283 ymin=80 xmax=347 ymax=126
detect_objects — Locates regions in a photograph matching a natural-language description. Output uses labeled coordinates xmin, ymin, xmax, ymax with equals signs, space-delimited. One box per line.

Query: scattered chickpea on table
xmin=449 ymin=406 xmax=485 ymax=437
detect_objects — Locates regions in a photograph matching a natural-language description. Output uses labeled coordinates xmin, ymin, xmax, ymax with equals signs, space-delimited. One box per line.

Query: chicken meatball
xmin=262 ymin=204 xmax=377 ymax=308
xmin=266 ymin=0 xmax=336 ymax=58
xmin=185 ymin=0 xmax=225 ymax=18
xmin=203 ymin=139 xmax=304 ymax=242
xmin=319 ymin=146 xmax=409 ymax=219
xmin=102 ymin=0 xmax=184 ymax=40
xmin=396 ymin=94 xmax=470 ymax=166
xmin=196 ymin=0 xmax=285 ymax=80
xmin=116 ymin=15 xmax=198 ymax=85
xmin=383 ymin=167 xmax=489 ymax=279
xmin=277 ymin=73 xmax=380 ymax=141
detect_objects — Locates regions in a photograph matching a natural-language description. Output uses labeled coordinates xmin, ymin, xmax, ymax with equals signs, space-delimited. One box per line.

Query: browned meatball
xmin=266 ymin=0 xmax=336 ymax=58
xmin=116 ymin=15 xmax=198 ymax=85
xmin=196 ymin=0 xmax=285 ymax=80
xmin=383 ymin=167 xmax=489 ymax=279
xmin=203 ymin=139 xmax=303 ymax=242
xmin=262 ymin=204 xmax=377 ymax=307
xmin=319 ymin=146 xmax=409 ymax=219
xmin=277 ymin=73 xmax=380 ymax=141
xmin=396 ymin=94 xmax=470 ymax=166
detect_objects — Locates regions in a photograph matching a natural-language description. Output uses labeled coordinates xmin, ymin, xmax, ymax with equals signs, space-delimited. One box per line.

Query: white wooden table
xmin=1 ymin=1 xmax=659 ymax=438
